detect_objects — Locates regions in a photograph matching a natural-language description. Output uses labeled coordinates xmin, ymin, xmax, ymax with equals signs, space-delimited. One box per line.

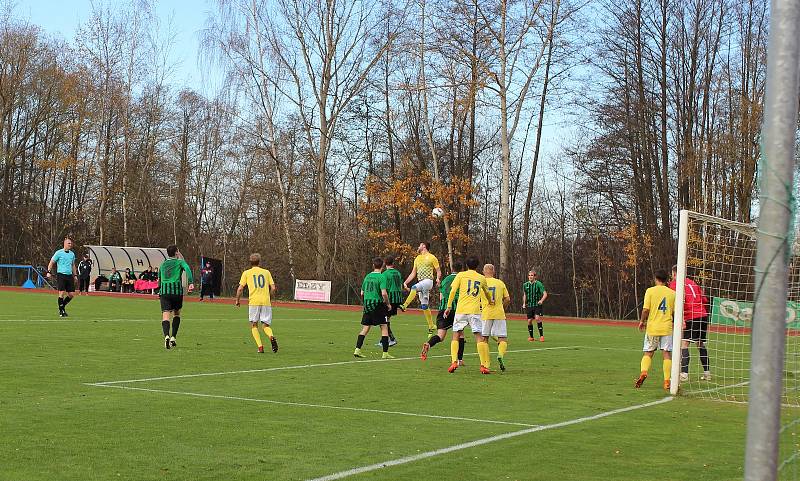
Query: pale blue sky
xmin=15 ymin=0 xmax=217 ymax=90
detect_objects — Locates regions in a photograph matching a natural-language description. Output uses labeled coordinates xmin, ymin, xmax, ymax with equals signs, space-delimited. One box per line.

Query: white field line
xmin=690 ymin=380 xmax=750 ymax=395
xmin=86 ymin=346 xmax=580 ymax=385
xmin=306 ymin=396 xmax=675 ymax=481
xmin=779 ymin=450 xmax=800 ymax=472
xmin=87 ymin=383 xmax=538 ymax=427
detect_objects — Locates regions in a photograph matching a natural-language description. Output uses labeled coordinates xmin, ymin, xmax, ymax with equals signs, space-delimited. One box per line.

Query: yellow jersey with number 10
xmin=481 ymin=277 xmax=509 ymax=320
xmin=239 ymin=267 xmax=275 ymax=306
xmin=643 ymin=285 xmax=675 ymax=336
xmin=447 ymin=270 xmax=490 ymax=315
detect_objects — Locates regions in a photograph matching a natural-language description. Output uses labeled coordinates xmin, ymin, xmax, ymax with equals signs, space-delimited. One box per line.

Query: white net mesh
xmin=677 ymin=211 xmax=800 ymax=478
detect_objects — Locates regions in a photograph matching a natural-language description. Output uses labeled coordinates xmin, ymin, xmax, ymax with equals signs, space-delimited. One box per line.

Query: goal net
xmin=672 ymin=210 xmax=800 ymax=478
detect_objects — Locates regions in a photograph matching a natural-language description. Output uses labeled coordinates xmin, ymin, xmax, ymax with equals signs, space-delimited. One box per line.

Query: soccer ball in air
xmin=431 ymin=207 xmax=444 ymax=218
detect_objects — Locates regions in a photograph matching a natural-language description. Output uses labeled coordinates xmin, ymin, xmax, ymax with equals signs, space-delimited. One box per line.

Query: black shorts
xmin=436 ymin=309 xmax=455 ymax=331
xmin=526 ymin=306 xmax=543 ymax=319
xmin=361 ymin=304 xmax=389 ymax=326
xmin=160 ymin=294 xmax=184 ymax=312
xmin=387 ymin=303 xmax=402 ymax=317
xmin=56 ymin=273 xmax=75 ymax=292
xmin=683 ymin=316 xmax=709 ymax=343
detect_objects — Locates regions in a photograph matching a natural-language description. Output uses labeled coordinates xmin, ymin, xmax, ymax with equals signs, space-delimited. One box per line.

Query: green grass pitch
xmin=1 ymin=290 xmax=748 ymax=480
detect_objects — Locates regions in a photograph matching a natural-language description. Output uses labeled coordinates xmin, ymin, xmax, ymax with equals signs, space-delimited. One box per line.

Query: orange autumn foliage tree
xmin=358 ymin=166 xmax=477 ymax=267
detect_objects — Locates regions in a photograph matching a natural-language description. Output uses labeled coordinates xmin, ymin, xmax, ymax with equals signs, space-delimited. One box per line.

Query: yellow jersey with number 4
xmin=643 ymin=285 xmax=675 ymax=336
xmin=447 ymin=270 xmax=491 ymax=315
xmin=239 ymin=267 xmax=275 ymax=306
xmin=481 ymin=278 xmax=508 ymax=320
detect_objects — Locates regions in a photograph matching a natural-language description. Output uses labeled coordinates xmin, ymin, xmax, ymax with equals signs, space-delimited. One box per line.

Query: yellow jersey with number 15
xmin=239 ymin=267 xmax=275 ymax=306
xmin=643 ymin=285 xmax=675 ymax=336
xmin=447 ymin=270 xmax=491 ymax=315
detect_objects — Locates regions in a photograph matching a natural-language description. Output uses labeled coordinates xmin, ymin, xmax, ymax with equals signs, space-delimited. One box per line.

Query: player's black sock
xmin=428 ymin=335 xmax=441 ymax=347
xmin=356 ymin=334 xmax=365 ymax=349
xmin=537 ymin=322 xmax=544 ymax=337
xmin=161 ymin=320 xmax=170 ymax=337
xmin=387 ymin=322 xmax=396 ymax=341
xmin=681 ymin=348 xmax=690 ymax=373
xmin=380 ymin=336 xmax=389 ymax=352
xmin=527 ymin=323 xmax=534 ymax=337
xmin=171 ymin=316 xmax=181 ymax=337
xmin=457 ymin=338 xmax=465 ymax=360
xmin=699 ymin=346 xmax=710 ymax=371
xmin=57 ymin=297 xmax=64 ymax=309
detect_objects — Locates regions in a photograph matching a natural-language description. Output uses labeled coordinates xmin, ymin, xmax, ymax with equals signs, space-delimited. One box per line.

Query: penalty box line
xmin=87 ymin=345 xmax=581 ymax=385
xmin=306 ymin=396 xmax=675 ymax=481
xmin=88 ymin=383 xmax=539 ymax=428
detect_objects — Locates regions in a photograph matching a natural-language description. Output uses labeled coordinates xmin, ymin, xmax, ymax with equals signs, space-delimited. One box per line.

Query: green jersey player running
xmin=420 ymin=260 xmax=464 ymax=362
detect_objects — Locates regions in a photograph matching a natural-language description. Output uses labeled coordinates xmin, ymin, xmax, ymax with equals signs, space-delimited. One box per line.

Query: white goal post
xmin=669 ymin=209 xmax=800 ymax=405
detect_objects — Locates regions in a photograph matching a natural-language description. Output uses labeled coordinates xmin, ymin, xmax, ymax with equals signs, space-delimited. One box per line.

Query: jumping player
xmin=420 ymin=260 xmax=463 ymax=361
xmin=401 ymin=242 xmax=442 ymax=334
xmin=635 ymin=269 xmax=676 ymax=390
xmin=353 ymin=257 xmax=394 ymax=359
xmin=481 ymin=264 xmax=511 ymax=371
xmin=46 ymin=237 xmax=78 ymax=317
xmin=444 ymin=256 xmax=494 ymax=374
xmin=158 ymin=245 xmax=194 ymax=349
xmin=235 ymin=253 xmax=278 ymax=353
xmin=522 ymin=270 xmax=548 ymax=342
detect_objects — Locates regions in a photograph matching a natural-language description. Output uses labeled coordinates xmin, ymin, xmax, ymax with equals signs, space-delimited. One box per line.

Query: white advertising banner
xmin=294 ymin=279 xmax=332 ymax=303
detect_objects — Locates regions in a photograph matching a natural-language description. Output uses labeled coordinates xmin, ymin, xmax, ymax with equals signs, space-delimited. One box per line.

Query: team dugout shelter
xmin=84 ymin=245 xmax=189 ymax=289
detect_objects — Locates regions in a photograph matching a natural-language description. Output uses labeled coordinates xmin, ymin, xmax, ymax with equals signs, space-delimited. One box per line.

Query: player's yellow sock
xmin=641 ymin=355 xmax=652 ymax=373
xmin=423 ymin=309 xmax=434 ymax=329
xmin=478 ymin=341 xmax=490 ymax=368
xmin=498 ymin=341 xmax=508 ymax=358
xmin=262 ymin=325 xmax=274 ymax=338
xmin=251 ymin=326 xmax=263 ymax=348
xmin=663 ymin=358 xmax=672 ymax=381
xmin=451 ymin=340 xmax=459 ymax=362
xmin=402 ymin=289 xmax=417 ymax=309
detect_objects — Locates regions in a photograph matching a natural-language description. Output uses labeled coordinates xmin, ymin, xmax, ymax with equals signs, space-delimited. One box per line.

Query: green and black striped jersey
xmin=439 ymin=273 xmax=458 ymax=311
xmin=523 ymin=280 xmax=545 ymax=307
xmin=158 ymin=258 xmax=194 ymax=295
xmin=383 ymin=268 xmax=404 ymax=304
xmin=362 ymin=271 xmax=387 ymax=313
